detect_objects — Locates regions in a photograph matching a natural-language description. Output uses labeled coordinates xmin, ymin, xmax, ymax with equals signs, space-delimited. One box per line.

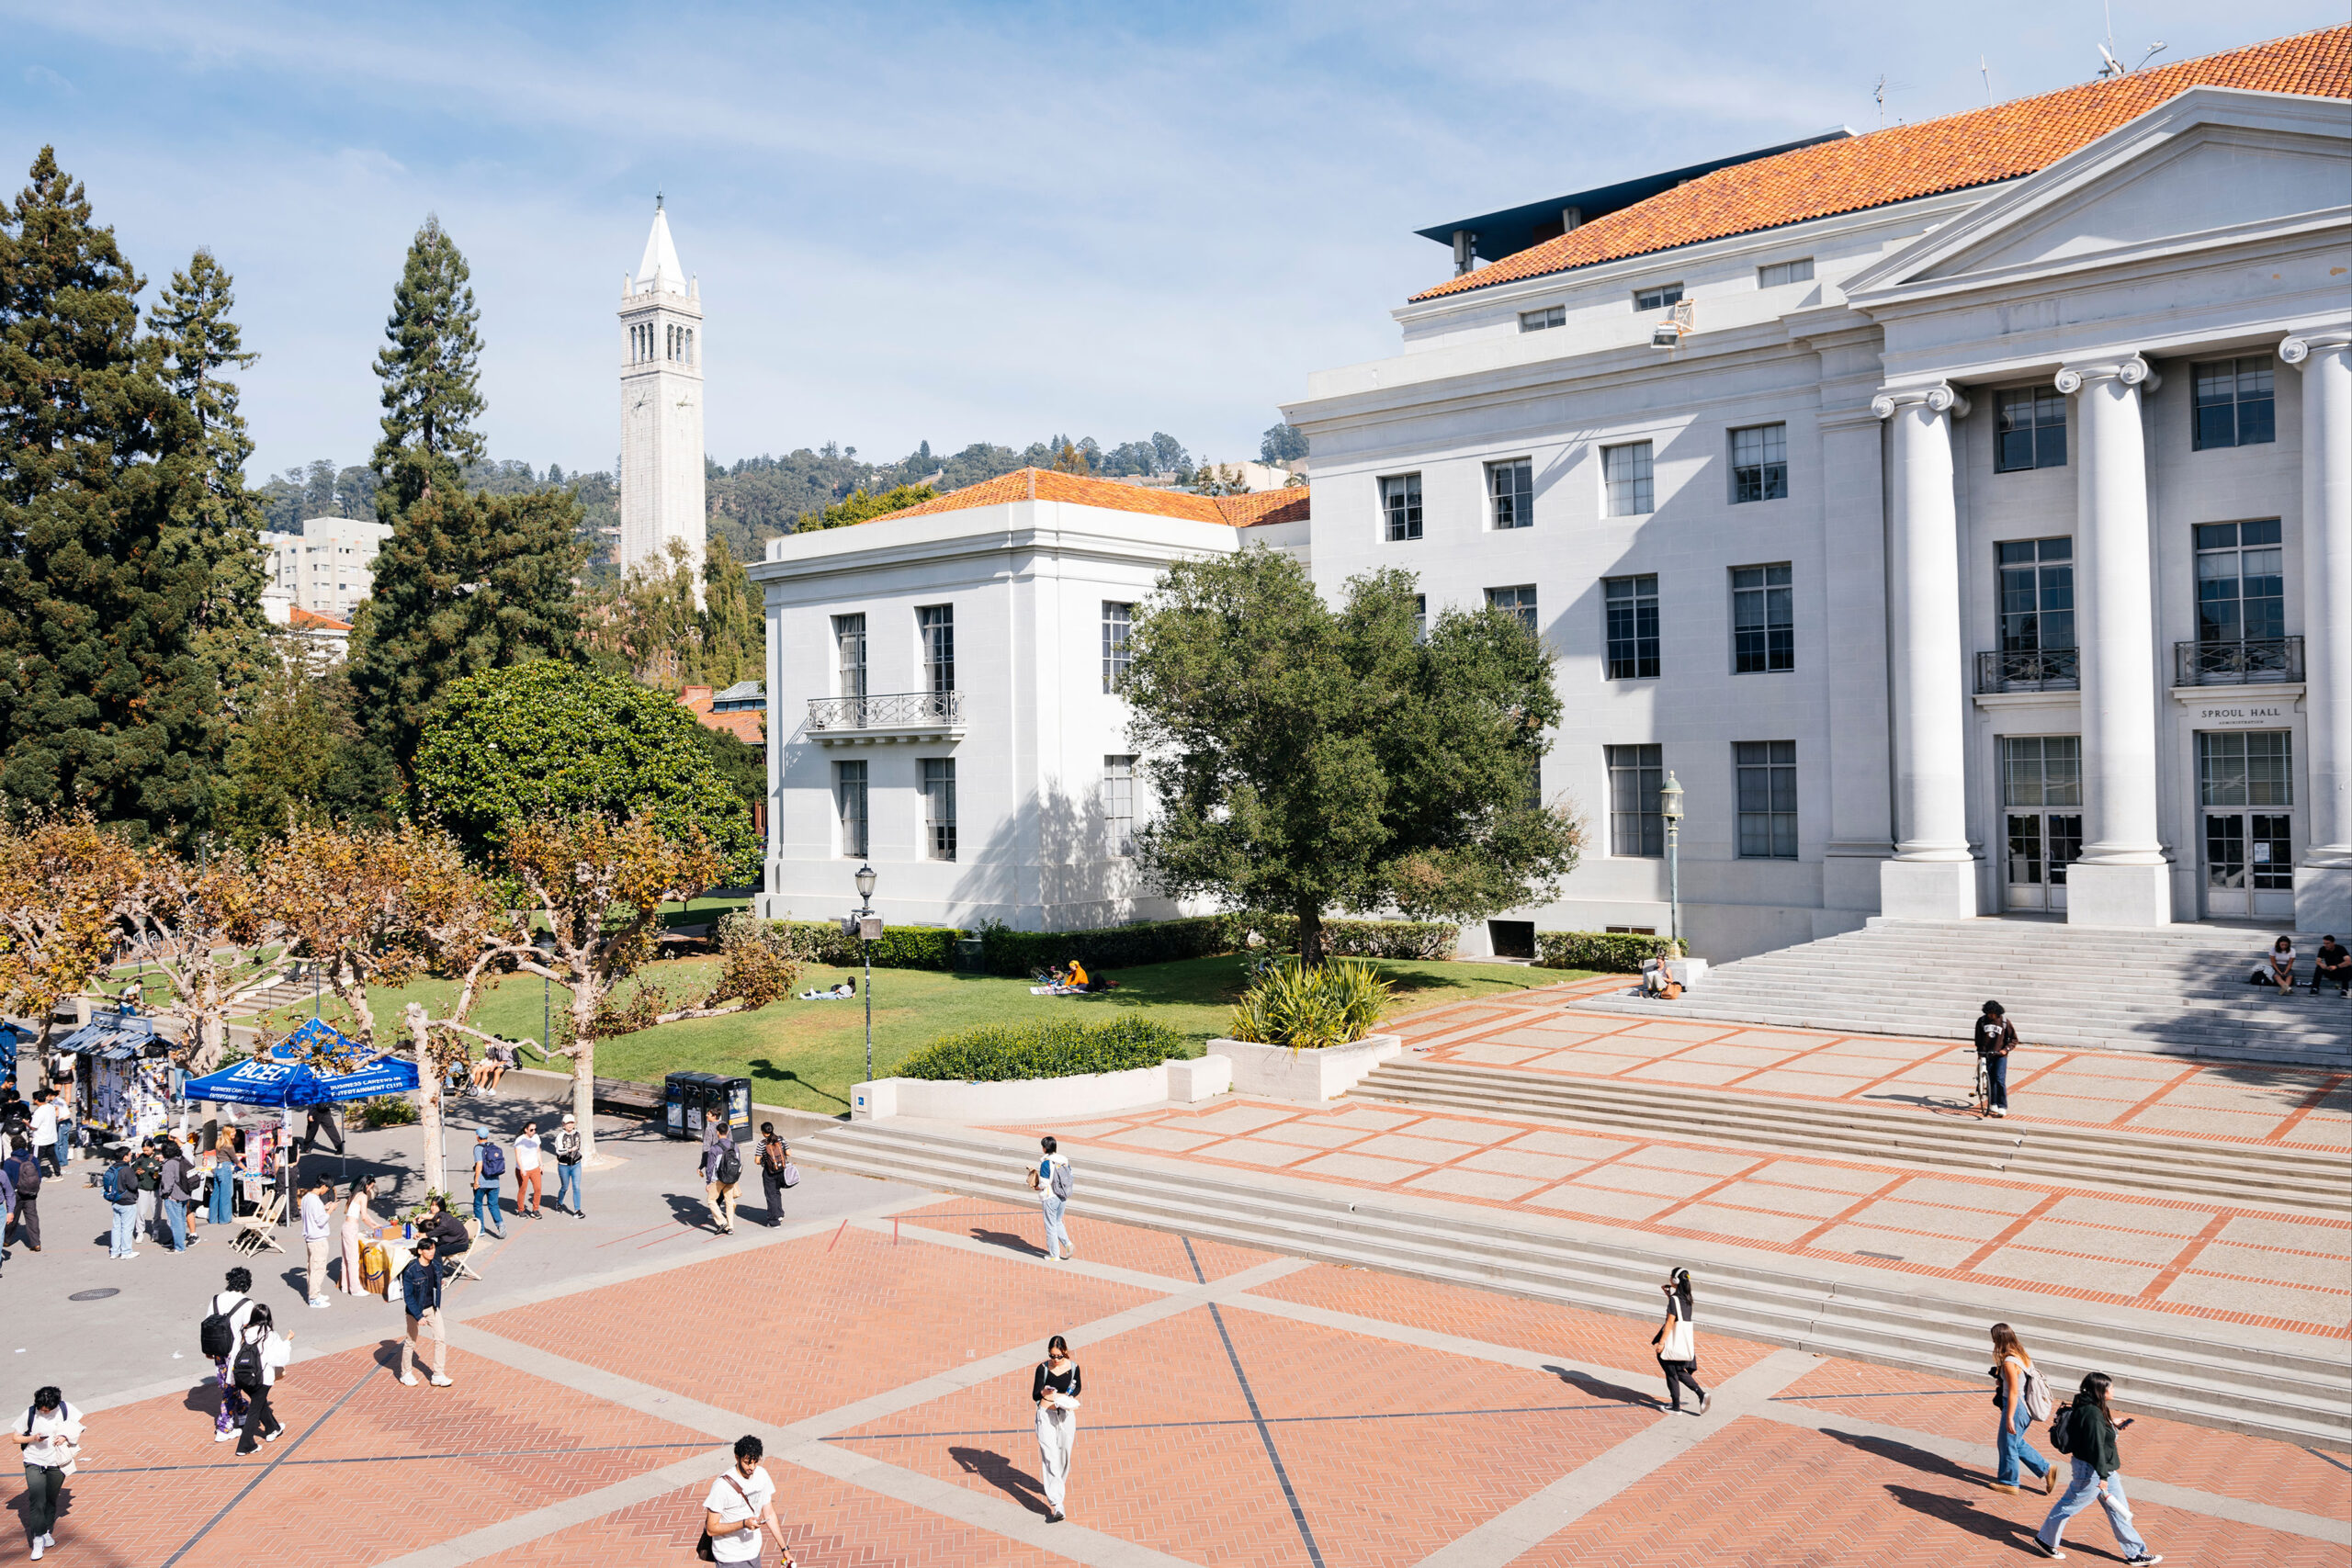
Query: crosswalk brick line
xmin=368 ymin=1446 xmax=736 ymax=1568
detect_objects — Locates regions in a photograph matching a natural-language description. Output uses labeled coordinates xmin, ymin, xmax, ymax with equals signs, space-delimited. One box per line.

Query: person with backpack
xmin=11 ymin=1384 xmax=82 ymax=1560
xmin=1031 ymin=1135 xmax=1074 ymax=1261
xmin=1649 ymin=1267 xmax=1709 ymax=1415
xmin=230 ymin=1303 xmax=293 ymax=1456
xmin=104 ymin=1146 xmax=141 ymax=1259
xmin=132 ymin=1136 xmax=164 ymax=1242
xmin=5 ymin=1141 xmax=42 ymax=1253
xmin=203 ymin=1267 xmax=260 ymax=1441
xmin=2034 ymin=1371 xmax=2164 ymax=1563
xmin=470 ymin=1127 xmax=506 ymax=1240
xmin=1973 ymin=1001 xmax=2020 ymax=1119
xmin=159 ymin=1139 xmax=198 ymax=1254
xmin=700 ymin=1434 xmax=790 ymax=1564
xmin=755 ymin=1122 xmax=795 ymax=1227
xmin=398 ymin=1237 xmax=453 ymax=1388
xmin=1988 ymin=1321 xmax=2057 ymax=1495
xmin=701 ymin=1118 xmax=741 ymax=1234
xmin=551 ymin=1113 xmax=585 ymax=1218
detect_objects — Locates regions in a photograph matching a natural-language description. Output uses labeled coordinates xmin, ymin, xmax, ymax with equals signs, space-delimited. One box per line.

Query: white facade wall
xmin=257 ymin=515 xmax=392 ymax=622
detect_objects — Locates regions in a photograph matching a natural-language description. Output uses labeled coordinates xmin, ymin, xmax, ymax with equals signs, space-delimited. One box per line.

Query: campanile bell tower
xmin=617 ymin=197 xmax=707 ymax=601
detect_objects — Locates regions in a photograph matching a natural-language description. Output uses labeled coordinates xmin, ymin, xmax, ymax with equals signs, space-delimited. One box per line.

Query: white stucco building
xmin=749 ymin=472 xmax=1307 ymax=929
xmin=618 ymin=199 xmax=707 ymax=598
xmin=754 ymin=29 xmax=2350 ymax=957
xmin=258 ymin=514 xmax=392 ymax=623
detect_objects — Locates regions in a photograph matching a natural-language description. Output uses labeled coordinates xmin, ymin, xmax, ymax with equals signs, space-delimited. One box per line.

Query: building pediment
xmin=1847 ymin=86 xmax=2350 ymax=301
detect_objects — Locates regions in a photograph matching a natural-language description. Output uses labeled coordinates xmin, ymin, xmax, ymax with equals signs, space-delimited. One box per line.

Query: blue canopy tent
xmin=186 ymin=1020 xmax=420 ymax=1109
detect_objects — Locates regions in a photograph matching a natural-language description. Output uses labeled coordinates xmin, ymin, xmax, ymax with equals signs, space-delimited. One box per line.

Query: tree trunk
xmin=571 ymin=979 xmax=600 ymax=1164
xmin=1297 ymin=904 xmax=1326 ymax=970
xmin=409 ymin=1002 xmax=445 ymax=1197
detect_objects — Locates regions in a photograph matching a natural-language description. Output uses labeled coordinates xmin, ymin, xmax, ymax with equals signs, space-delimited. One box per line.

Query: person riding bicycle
xmin=1974 ymin=1000 xmax=2019 ymax=1120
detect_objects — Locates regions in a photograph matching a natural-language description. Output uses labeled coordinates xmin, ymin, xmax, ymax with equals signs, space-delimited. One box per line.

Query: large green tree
xmin=412 ymin=660 xmax=758 ymax=878
xmin=369 ymin=214 xmax=485 ymax=522
xmin=217 ymin=660 xmax=401 ymax=850
xmin=0 ymin=148 xmax=219 ymax=837
xmin=1122 ymin=547 xmax=1582 ymax=962
xmin=347 ymin=484 xmax=588 ymax=771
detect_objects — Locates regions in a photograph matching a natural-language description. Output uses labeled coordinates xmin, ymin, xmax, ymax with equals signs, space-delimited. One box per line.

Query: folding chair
xmin=444 ymin=1218 xmax=486 ymax=1283
xmin=231 ymin=1190 xmax=287 ymax=1256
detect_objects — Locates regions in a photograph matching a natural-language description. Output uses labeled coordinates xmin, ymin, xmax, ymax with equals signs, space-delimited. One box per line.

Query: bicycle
xmin=1971 ymin=1050 xmax=1990 ymax=1118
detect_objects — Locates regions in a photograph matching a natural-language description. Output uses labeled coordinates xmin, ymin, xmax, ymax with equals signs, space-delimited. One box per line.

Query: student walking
xmin=701 ymin=1434 xmax=791 ymax=1564
xmin=701 ymin=1120 xmax=741 ymax=1235
xmin=1032 ymin=1136 xmax=1074 ymax=1261
xmin=755 ymin=1122 xmax=794 ymax=1227
xmin=230 ymin=1304 xmax=293 ymax=1457
xmin=398 ymin=1237 xmax=452 ymax=1387
xmin=11 ymin=1385 xmax=82 ymax=1561
xmin=28 ymin=1091 xmax=58 ymax=1178
xmin=1031 ymin=1334 xmax=1082 ymax=1522
xmin=2034 ymin=1371 xmax=2164 ymax=1562
xmin=159 ymin=1139 xmax=197 ymax=1254
xmin=300 ymin=1100 xmax=345 ymax=1156
xmin=552 ymin=1113 xmax=584 ymax=1217
xmin=103 ymin=1146 xmax=141 ymax=1259
xmin=6 ymin=1143 xmax=42 ymax=1253
xmin=1974 ymin=1001 xmax=2020 ymax=1118
xmin=1988 ymin=1322 xmax=2057 ymax=1495
xmin=300 ymin=1177 xmax=334 ymax=1306
xmin=1649 ymin=1268 xmax=1709 ymax=1415
xmin=512 ymin=1121 xmax=544 ymax=1218
xmin=202 ymin=1268 xmax=259 ymax=1441
xmin=132 ymin=1136 xmax=162 ymax=1241
xmin=470 ymin=1128 xmax=505 ymax=1239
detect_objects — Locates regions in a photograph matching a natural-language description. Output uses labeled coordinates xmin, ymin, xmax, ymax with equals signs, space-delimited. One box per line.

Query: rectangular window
xmin=1995 ymin=386 xmax=2067 ymax=472
xmin=1729 ymin=423 xmax=1788 ymax=502
xmin=2001 ymin=736 xmax=2082 ymax=808
xmin=1486 ymin=584 xmax=1537 ymax=634
xmin=1735 ymin=740 xmax=1799 ymax=859
xmin=1996 ymin=538 xmax=2075 ymax=654
xmin=1381 ymin=473 xmax=1423 ymax=541
xmin=917 ymin=604 xmax=955 ymax=693
xmin=1634 ymin=283 xmax=1683 ymax=311
xmin=833 ymin=613 xmax=867 ymax=701
xmin=1603 ymin=442 xmax=1654 ymax=516
xmin=2193 ymin=358 xmax=2276 ymax=450
xmin=1101 ymin=602 xmax=1132 ymax=694
xmin=1487 ymin=458 xmax=1533 ymax=529
xmin=833 ymin=760 xmax=868 ymax=859
xmin=1603 ymin=575 xmax=1659 ymax=679
xmin=1518 ymin=305 xmax=1565 ymax=333
xmin=1731 ymin=564 xmax=1793 ymax=672
xmin=1102 ymin=756 xmax=1136 ymax=857
xmin=1606 ymin=744 xmax=1665 ymax=857
xmin=922 ymin=758 xmax=957 ymax=861
xmin=1757 ymin=257 xmax=1815 ymax=288
xmin=1412 ymin=592 xmax=1427 ymax=644
xmin=2199 ymin=730 xmax=2292 ymax=807
xmin=2195 ymin=520 xmax=2285 ymax=645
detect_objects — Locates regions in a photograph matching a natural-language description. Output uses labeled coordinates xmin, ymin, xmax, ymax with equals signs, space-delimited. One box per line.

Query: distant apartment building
xmin=259 ymin=515 xmax=392 ymax=623
xmin=680 ymin=680 xmax=766 ymax=745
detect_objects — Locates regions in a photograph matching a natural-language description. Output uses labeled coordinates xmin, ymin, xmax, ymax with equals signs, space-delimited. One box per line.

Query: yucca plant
xmin=1227 ymin=958 xmax=1392 ymax=1050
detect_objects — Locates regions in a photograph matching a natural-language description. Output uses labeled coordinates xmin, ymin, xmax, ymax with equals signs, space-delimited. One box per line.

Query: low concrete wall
xmin=854 ymin=1061 xmax=1178 ymax=1122
xmin=1216 ymin=1032 xmax=1402 ymax=1103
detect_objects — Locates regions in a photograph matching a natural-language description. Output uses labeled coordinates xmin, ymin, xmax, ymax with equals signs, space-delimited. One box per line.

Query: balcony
xmin=806 ymin=689 xmax=965 ymax=745
xmin=2174 ymin=637 xmax=2302 ymax=687
xmin=1976 ymin=648 xmax=2078 ymax=694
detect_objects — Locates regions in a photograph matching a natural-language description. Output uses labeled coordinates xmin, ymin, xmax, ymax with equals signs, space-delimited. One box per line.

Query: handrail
xmin=2173 ymin=637 xmax=2301 ymax=686
xmin=807 ymin=690 xmax=965 ymax=730
xmin=1976 ymin=648 xmax=2078 ymax=693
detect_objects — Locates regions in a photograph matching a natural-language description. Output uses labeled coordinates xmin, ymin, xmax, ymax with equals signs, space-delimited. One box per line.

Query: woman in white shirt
xmin=12 ymin=1384 xmax=81 ymax=1560
xmin=512 ymin=1122 xmax=543 ymax=1219
xmin=1649 ymin=1268 xmax=1709 ymax=1416
xmin=232 ymin=1303 xmax=295 ymax=1457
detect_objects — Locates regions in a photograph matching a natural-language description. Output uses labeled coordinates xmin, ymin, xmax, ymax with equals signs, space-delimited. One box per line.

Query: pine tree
xmin=695 ymin=536 xmax=763 ymax=689
xmin=0 ymin=148 xmax=217 ymax=837
xmin=370 ymin=214 xmax=485 ymax=523
xmin=149 ymin=247 xmax=272 ymax=744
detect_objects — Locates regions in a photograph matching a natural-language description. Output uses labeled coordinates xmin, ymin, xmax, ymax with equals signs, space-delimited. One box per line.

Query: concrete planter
xmin=852 ymin=1054 xmax=1230 ymax=1122
xmin=1213 ymin=1032 xmax=1402 ymax=1103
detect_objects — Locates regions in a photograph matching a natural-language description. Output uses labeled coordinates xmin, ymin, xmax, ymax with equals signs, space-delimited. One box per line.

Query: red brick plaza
xmin=28 ymin=1175 xmax=2348 ymax=1567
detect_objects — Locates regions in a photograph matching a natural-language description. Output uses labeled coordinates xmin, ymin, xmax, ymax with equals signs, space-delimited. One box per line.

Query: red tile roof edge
xmin=837 ymin=468 xmax=1308 ymax=530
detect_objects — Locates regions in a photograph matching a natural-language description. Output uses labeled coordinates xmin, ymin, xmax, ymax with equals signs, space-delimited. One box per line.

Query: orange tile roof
xmin=1412 ymin=26 xmax=2352 ymax=302
xmin=860 ymin=468 xmax=1307 ymax=528
xmin=287 ymin=605 xmax=353 ymax=632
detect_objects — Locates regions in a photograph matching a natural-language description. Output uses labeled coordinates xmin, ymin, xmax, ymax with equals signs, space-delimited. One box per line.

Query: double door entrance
xmin=2199 ymin=731 xmax=2295 ymax=920
xmin=2001 ymin=736 xmax=2079 ymax=912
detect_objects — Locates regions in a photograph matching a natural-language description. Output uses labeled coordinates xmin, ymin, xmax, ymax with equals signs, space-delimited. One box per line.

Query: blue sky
xmin=4 ymin=2 xmax=2340 ymax=481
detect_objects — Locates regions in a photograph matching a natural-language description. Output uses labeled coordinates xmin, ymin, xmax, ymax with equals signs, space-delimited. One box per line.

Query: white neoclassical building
xmin=752 ymin=29 xmax=2349 ymax=958
xmin=617 ymin=199 xmax=707 ymax=595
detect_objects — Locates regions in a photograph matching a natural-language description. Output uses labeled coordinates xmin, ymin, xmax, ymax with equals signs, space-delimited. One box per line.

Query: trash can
xmin=663 ymin=1071 xmax=752 ymax=1143
xmin=954 ymin=936 xmax=985 ymax=973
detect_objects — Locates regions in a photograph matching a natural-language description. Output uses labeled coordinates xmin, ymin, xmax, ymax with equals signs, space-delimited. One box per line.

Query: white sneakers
xmin=399 ymin=1372 xmax=419 ymax=1386
xmin=428 ymin=1372 xmax=453 ymax=1387
xmin=309 ymin=1297 xmax=330 ymax=1309
xmin=215 ymin=1428 xmax=234 ymax=1442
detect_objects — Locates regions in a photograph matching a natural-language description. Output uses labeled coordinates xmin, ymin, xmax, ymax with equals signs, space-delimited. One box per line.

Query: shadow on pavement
xmin=949 ymin=1446 xmax=1047 ymax=1514
xmin=1542 ymin=1363 xmax=1661 ymax=1408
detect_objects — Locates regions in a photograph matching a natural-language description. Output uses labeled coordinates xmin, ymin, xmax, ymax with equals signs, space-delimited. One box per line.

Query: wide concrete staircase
xmin=797 ymin=1120 xmax=2352 ymax=1450
xmin=1578 ymin=919 xmax=2349 ymax=1067
xmin=1349 ymin=1060 xmax=2350 ymax=1217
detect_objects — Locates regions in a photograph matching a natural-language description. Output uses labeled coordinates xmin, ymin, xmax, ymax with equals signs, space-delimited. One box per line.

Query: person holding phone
xmin=1033 ymin=1335 xmax=1082 ymax=1523
xmin=2032 ymin=1371 xmax=2163 ymax=1563
xmin=1649 ymin=1268 xmax=1708 ymax=1415
xmin=12 ymin=1384 xmax=81 ymax=1560
xmin=702 ymin=1434 xmax=792 ymax=1564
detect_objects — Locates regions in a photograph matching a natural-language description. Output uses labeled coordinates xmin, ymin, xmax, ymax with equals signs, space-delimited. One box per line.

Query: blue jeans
xmin=1984 ymin=1052 xmax=2010 ymax=1110
xmin=556 ymin=1162 xmax=582 ymax=1213
xmin=2038 ymin=1459 xmax=2149 ymax=1557
xmin=164 ymin=1197 xmax=188 ymax=1252
xmin=1996 ymin=1401 xmax=2048 ymax=1485
xmin=474 ymin=1184 xmax=501 ymax=1234
xmin=209 ymin=1174 xmax=233 ymax=1225
xmin=1041 ymin=1192 xmax=1071 ymax=1258
xmin=109 ymin=1201 xmax=139 ymax=1256
xmin=56 ymin=1120 xmax=73 ymax=1165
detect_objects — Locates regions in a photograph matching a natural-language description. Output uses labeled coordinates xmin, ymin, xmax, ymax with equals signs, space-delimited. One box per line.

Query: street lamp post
xmin=854 ymin=863 xmax=877 ymax=1084
xmin=1659 ymin=773 xmax=1685 ymax=959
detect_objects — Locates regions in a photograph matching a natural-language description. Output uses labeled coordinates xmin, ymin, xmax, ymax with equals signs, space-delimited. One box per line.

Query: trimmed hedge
xmin=771 ymin=919 xmax=963 ymax=971
xmin=1238 ymin=914 xmax=1460 ymax=962
xmin=1536 ymin=930 xmax=1675 ymax=973
xmin=766 ymin=910 xmax=1466 ymax=977
xmin=896 ymin=1015 xmax=1193 ymax=1082
xmin=978 ymin=915 xmax=1237 ymax=976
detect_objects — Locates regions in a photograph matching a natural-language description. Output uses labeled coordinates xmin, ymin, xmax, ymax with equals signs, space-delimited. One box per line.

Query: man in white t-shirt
xmin=28 ymin=1093 xmax=57 ymax=1178
xmin=703 ymin=1435 xmax=789 ymax=1564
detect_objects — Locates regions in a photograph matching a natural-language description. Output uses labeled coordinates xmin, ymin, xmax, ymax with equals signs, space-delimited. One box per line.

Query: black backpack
xmin=2048 ymin=1401 xmax=2075 ymax=1456
xmin=199 ymin=1298 xmax=236 ymax=1359
xmin=715 ymin=1142 xmax=741 ymax=1185
xmin=231 ymin=1336 xmax=264 ymax=1390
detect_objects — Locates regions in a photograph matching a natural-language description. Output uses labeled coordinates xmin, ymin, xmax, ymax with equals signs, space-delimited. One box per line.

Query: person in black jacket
xmin=397 ymin=1238 xmax=452 ymax=1388
xmin=1032 ymin=1335 xmax=1081 ymax=1524
xmin=1973 ymin=1000 xmax=2020 ymax=1119
xmin=2033 ymin=1371 xmax=2162 ymax=1563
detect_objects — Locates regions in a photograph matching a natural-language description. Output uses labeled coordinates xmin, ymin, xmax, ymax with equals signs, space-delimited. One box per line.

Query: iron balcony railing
xmin=807 ymin=689 xmax=964 ymax=730
xmin=1976 ymin=648 xmax=2079 ymax=694
xmin=2174 ymin=637 xmax=2302 ymax=687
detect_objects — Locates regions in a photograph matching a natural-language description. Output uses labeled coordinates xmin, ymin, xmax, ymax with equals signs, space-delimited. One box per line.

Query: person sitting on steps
xmin=2310 ymin=936 xmax=2350 ymax=998
xmin=2256 ymin=934 xmax=2296 ymax=993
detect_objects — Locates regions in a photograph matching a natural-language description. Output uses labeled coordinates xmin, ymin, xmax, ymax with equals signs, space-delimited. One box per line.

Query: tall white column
xmin=1872 ymin=382 xmax=1978 ymax=920
xmin=2056 ymin=354 xmax=2170 ymax=927
xmin=2283 ymin=330 xmax=2352 ymax=931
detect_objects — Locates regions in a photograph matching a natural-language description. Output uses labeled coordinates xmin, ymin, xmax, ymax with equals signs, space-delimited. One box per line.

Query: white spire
xmin=636 ymin=198 xmax=684 ymax=295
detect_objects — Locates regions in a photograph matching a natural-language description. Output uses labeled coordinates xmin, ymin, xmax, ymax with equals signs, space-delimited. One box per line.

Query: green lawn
xmin=252 ymin=953 xmax=1589 ymax=1118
